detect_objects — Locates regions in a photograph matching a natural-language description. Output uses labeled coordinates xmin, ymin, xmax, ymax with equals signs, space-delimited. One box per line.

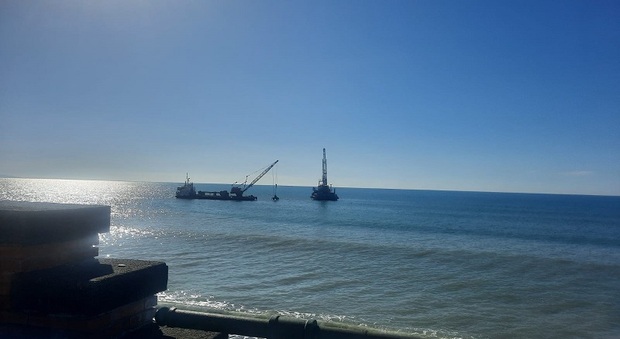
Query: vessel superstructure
xmin=311 ymin=148 xmax=339 ymax=201
xmin=175 ymin=173 xmax=197 ymax=199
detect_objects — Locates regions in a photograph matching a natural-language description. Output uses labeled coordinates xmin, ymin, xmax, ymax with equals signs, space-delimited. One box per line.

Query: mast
xmin=321 ymin=148 xmax=328 ymax=186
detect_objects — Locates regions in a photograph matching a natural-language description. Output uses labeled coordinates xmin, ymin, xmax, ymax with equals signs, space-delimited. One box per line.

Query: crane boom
xmin=242 ymin=160 xmax=279 ymax=193
xmin=231 ymin=160 xmax=279 ymax=195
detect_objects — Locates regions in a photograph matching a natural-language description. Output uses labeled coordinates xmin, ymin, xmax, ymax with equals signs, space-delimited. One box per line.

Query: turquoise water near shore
xmin=2 ymin=178 xmax=619 ymax=338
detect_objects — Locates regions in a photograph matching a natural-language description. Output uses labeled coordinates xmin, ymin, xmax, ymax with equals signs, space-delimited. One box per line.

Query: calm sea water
xmin=1 ymin=178 xmax=619 ymax=339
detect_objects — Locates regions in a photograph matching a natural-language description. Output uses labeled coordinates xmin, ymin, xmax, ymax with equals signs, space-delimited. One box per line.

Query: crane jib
xmin=239 ymin=160 xmax=279 ymax=193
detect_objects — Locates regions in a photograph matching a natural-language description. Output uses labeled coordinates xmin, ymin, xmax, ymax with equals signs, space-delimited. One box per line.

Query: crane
xmin=230 ymin=160 xmax=279 ymax=198
xmin=311 ymin=148 xmax=338 ymax=201
xmin=320 ymin=148 xmax=328 ymax=187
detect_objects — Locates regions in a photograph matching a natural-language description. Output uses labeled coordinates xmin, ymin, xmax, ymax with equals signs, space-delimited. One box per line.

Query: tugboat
xmin=176 ymin=173 xmax=197 ymax=199
xmin=311 ymin=148 xmax=339 ymax=201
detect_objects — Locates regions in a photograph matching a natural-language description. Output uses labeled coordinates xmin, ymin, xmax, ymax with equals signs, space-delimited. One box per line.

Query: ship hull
xmin=175 ymin=183 xmax=257 ymax=201
xmin=311 ymin=186 xmax=339 ymax=201
xmin=176 ymin=191 xmax=257 ymax=201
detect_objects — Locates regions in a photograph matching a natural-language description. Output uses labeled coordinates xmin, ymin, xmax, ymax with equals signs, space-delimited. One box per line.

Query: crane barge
xmin=311 ymin=148 xmax=339 ymax=201
xmin=176 ymin=160 xmax=279 ymax=201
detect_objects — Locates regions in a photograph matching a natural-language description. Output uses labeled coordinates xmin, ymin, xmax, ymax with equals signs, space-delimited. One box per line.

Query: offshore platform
xmin=311 ymin=148 xmax=339 ymax=201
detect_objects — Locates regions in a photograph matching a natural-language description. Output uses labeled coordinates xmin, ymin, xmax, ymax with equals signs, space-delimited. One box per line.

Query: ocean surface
xmin=1 ymin=178 xmax=619 ymax=339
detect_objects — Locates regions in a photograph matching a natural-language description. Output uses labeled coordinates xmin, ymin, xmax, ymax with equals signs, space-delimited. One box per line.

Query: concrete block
xmin=11 ymin=258 xmax=167 ymax=315
xmin=0 ymin=234 xmax=99 ymax=259
xmin=0 ymin=295 xmax=8 ymax=310
xmin=0 ymin=295 xmax=159 ymax=337
xmin=0 ymin=272 xmax=14 ymax=295
xmin=0 ymin=201 xmax=110 ymax=245
xmin=0 ymin=246 xmax=99 ymax=273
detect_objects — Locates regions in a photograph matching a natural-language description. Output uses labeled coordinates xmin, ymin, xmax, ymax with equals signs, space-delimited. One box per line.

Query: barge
xmin=311 ymin=148 xmax=339 ymax=201
xmin=176 ymin=160 xmax=278 ymax=201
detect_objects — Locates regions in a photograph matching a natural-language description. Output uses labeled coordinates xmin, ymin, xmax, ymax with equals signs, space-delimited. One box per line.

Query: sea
xmin=1 ymin=178 xmax=619 ymax=339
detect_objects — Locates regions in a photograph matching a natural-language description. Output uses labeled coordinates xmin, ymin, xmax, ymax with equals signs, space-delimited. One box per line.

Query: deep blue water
xmin=2 ymin=178 xmax=619 ymax=338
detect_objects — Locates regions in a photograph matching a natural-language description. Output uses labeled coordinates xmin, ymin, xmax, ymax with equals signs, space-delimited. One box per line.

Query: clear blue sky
xmin=1 ymin=1 xmax=619 ymax=195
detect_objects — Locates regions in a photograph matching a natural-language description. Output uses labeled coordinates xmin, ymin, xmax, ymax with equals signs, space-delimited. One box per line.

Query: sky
xmin=1 ymin=0 xmax=619 ymax=195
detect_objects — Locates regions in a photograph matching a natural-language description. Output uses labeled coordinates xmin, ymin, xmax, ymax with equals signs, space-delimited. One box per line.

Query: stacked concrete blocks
xmin=0 ymin=200 xmax=168 ymax=338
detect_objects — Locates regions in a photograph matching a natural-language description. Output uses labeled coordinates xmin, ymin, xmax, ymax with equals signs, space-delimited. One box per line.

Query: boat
xmin=175 ymin=177 xmax=261 ymax=201
xmin=176 ymin=160 xmax=279 ymax=201
xmin=175 ymin=173 xmax=197 ymax=199
xmin=311 ymin=148 xmax=339 ymax=201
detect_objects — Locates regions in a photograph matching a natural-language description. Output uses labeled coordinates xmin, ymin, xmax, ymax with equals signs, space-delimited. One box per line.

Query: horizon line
xmin=1 ymin=175 xmax=618 ymax=198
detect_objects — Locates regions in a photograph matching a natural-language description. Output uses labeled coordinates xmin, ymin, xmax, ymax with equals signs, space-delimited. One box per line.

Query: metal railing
xmin=155 ymin=307 xmax=423 ymax=339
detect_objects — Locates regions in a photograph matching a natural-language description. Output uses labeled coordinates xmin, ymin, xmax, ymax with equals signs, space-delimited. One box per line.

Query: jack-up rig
xmin=176 ymin=160 xmax=279 ymax=201
xmin=311 ymin=148 xmax=339 ymax=201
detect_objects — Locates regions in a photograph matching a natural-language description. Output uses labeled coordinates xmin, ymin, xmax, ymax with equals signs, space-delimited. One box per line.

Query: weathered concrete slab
xmin=0 ymin=296 xmax=157 ymax=334
xmin=10 ymin=258 xmax=167 ymax=315
xmin=0 ymin=234 xmax=99 ymax=259
xmin=0 ymin=246 xmax=99 ymax=274
xmin=0 ymin=201 xmax=110 ymax=245
xmin=0 ymin=322 xmax=228 ymax=339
